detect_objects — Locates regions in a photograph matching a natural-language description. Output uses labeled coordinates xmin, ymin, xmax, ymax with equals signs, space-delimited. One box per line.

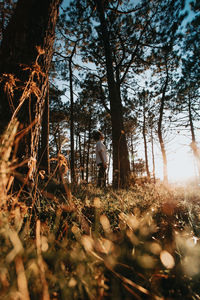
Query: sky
xmin=155 ymin=135 xmax=198 ymax=183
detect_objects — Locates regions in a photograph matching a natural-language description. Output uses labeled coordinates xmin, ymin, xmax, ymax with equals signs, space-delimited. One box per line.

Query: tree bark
xmin=158 ymin=106 xmax=168 ymax=184
xmin=150 ymin=127 xmax=156 ymax=183
xmin=188 ymin=94 xmax=200 ymax=178
xmin=78 ymin=133 xmax=84 ymax=181
xmin=86 ymin=117 xmax=92 ymax=183
xmin=95 ymin=0 xmax=130 ymax=188
xmin=39 ymin=82 xmax=50 ymax=175
xmin=0 ymin=0 xmax=61 ymax=178
xmin=69 ymin=47 xmax=76 ymax=183
xmin=158 ymin=64 xmax=169 ymax=184
xmin=142 ymin=98 xmax=150 ymax=178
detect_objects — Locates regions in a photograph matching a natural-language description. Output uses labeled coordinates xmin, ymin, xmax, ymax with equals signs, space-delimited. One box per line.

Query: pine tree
xmin=0 ymin=0 xmax=62 ymax=180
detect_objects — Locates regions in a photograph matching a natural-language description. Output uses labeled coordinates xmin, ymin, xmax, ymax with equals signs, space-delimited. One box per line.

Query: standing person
xmin=93 ymin=130 xmax=108 ymax=188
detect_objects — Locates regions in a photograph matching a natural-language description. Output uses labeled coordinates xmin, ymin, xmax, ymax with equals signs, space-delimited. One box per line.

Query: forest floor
xmin=1 ymin=179 xmax=200 ymax=300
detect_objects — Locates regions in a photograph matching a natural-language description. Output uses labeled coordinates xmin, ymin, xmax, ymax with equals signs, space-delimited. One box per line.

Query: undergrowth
xmin=1 ymin=59 xmax=200 ymax=299
xmin=1 ymin=172 xmax=200 ymax=300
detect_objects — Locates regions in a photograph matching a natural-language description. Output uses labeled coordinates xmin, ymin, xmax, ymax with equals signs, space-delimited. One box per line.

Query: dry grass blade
xmin=0 ymin=118 xmax=19 ymax=203
xmin=105 ymin=263 xmax=151 ymax=297
xmin=15 ymin=255 xmax=30 ymax=300
xmin=36 ymin=220 xmax=50 ymax=300
xmin=122 ymin=283 xmax=143 ymax=300
xmin=4 ymin=227 xmax=23 ymax=263
xmin=1 ymin=73 xmax=18 ymax=113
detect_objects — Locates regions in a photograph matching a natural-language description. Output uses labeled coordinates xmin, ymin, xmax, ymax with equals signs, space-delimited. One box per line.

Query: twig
xmin=15 ymin=255 xmax=30 ymax=300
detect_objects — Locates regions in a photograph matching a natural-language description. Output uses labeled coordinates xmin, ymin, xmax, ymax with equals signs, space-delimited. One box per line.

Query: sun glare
xmin=167 ymin=150 xmax=197 ymax=183
xmin=156 ymin=146 xmax=197 ymax=183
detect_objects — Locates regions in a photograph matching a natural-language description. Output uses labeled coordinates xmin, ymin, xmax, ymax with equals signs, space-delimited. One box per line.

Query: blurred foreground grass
xmin=1 ymin=179 xmax=200 ymax=300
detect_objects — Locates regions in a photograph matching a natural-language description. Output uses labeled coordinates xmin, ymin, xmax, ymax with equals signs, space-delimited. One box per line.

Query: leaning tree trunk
xmin=188 ymin=95 xmax=200 ymax=178
xmin=95 ymin=0 xmax=130 ymax=188
xmin=0 ymin=0 xmax=61 ymax=179
xmin=158 ymin=98 xmax=168 ymax=184
xmin=158 ymin=65 xmax=169 ymax=184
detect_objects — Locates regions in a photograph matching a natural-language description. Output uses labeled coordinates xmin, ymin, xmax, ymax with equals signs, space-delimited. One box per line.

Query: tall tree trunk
xmin=142 ymin=101 xmax=150 ymax=178
xmin=130 ymin=134 xmax=135 ymax=174
xmin=158 ymin=107 xmax=168 ymax=184
xmin=95 ymin=0 xmax=130 ymax=188
xmin=53 ymin=124 xmax=60 ymax=156
xmin=150 ymin=127 xmax=156 ymax=183
xmin=158 ymin=64 xmax=169 ymax=184
xmin=0 ymin=2 xmax=6 ymax=41
xmin=188 ymin=95 xmax=200 ymax=178
xmin=0 ymin=0 xmax=61 ymax=179
xmin=39 ymin=81 xmax=50 ymax=175
xmin=86 ymin=117 xmax=92 ymax=183
xmin=82 ymin=131 xmax=86 ymax=180
xmin=69 ymin=44 xmax=76 ymax=183
xmin=78 ymin=133 xmax=84 ymax=181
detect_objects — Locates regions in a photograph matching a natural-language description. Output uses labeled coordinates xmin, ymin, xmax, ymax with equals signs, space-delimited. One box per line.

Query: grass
xmin=1 ymin=169 xmax=200 ymax=300
xmin=1 ymin=64 xmax=200 ymax=298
